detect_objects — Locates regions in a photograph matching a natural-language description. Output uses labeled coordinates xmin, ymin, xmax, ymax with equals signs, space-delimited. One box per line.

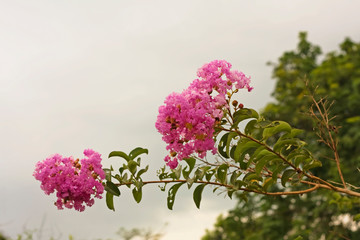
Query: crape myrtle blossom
xmin=33 ymin=149 xmax=105 ymax=211
xmin=156 ymin=60 xmax=252 ymax=169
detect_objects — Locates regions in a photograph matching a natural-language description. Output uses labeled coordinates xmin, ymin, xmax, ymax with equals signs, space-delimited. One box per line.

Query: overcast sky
xmin=1 ymin=1 xmax=360 ymax=239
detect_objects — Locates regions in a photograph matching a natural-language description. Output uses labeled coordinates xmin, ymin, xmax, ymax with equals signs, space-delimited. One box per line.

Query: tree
xmin=202 ymin=33 xmax=360 ymax=240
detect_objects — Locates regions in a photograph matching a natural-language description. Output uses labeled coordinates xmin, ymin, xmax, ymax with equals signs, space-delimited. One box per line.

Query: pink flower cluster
xmin=33 ymin=149 xmax=105 ymax=211
xmin=156 ymin=60 xmax=252 ymax=169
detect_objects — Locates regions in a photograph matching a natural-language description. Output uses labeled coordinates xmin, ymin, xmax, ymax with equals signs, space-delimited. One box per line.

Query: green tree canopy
xmin=202 ymin=32 xmax=360 ymax=240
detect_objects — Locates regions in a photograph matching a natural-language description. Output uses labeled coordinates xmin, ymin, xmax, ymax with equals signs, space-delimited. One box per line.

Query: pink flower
xmin=33 ymin=149 xmax=105 ymax=211
xmin=156 ymin=60 xmax=252 ymax=168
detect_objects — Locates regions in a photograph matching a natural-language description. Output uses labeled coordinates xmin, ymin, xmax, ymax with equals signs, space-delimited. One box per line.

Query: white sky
xmin=1 ymin=0 xmax=360 ymax=239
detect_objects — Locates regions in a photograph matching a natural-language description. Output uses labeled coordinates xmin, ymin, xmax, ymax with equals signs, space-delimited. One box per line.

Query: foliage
xmin=202 ymin=33 xmax=360 ymax=240
xmin=34 ymin=54 xmax=360 ymax=239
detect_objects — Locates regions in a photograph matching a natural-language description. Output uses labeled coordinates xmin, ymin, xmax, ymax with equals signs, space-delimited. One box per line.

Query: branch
xmin=116 ymin=179 xmax=321 ymax=197
xmin=310 ymin=96 xmax=346 ymax=188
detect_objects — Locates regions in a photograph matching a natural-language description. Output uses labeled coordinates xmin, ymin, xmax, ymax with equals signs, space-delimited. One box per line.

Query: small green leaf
xmin=105 ymin=181 xmax=120 ymax=196
xmin=106 ymin=192 xmax=115 ymax=211
xmin=244 ymin=119 xmax=257 ymax=135
xmin=273 ymin=138 xmax=302 ymax=153
xmin=295 ymin=156 xmax=310 ymax=167
xmin=122 ymin=173 xmax=129 ymax=182
xmin=129 ymin=147 xmax=148 ymax=160
xmin=255 ymin=155 xmax=274 ymax=174
xmin=234 ymin=139 xmax=260 ymax=162
xmin=171 ymin=165 xmax=182 ymax=180
xmin=263 ymin=177 xmax=275 ymax=191
xmin=193 ymin=184 xmax=206 ymax=209
xmin=132 ymin=187 xmax=142 ymax=203
xmin=103 ymin=168 xmax=112 ymax=182
xmin=291 ymin=173 xmax=302 ymax=185
xmin=255 ymin=120 xmax=273 ymax=128
xmin=205 ymin=169 xmax=216 ymax=182
xmin=271 ymin=164 xmax=284 ymax=181
xmin=294 ymin=236 xmax=303 ymax=240
xmin=136 ymin=165 xmax=149 ymax=179
xmin=184 ymin=157 xmax=196 ymax=172
xmin=186 ymin=177 xmax=195 ymax=189
xmin=108 ymin=151 xmax=131 ymax=161
xmin=217 ymin=164 xmax=229 ymax=184
xmin=167 ymin=182 xmax=184 ymax=210
xmin=262 ymin=121 xmax=292 ymax=140
xmin=235 ymin=180 xmax=247 ymax=189
xmin=243 ymin=172 xmax=263 ymax=183
xmin=218 ymin=133 xmax=230 ymax=158
xmin=127 ymin=160 xmax=138 ymax=175
xmin=281 ymin=169 xmax=296 ymax=187
xmin=303 ymin=159 xmax=322 ymax=171
xmin=232 ymin=108 xmax=259 ymax=129
xmin=230 ymin=145 xmax=236 ymax=159
xmin=226 ymin=132 xmax=238 ymax=157
xmin=227 ymin=189 xmax=235 ymax=199
xmin=230 ymin=171 xmax=241 ymax=185
xmin=182 ymin=157 xmax=196 ymax=179
xmin=195 ymin=168 xmax=207 ymax=181
xmin=290 ymin=128 xmax=304 ymax=137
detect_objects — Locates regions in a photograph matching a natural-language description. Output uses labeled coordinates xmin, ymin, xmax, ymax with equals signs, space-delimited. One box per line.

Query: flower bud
xmin=232 ymin=100 xmax=238 ymax=107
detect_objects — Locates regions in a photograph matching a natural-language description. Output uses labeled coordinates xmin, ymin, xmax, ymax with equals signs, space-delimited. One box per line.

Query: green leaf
xmin=255 ymin=155 xmax=275 ymax=174
xmin=290 ymin=128 xmax=304 ymax=137
xmin=230 ymin=171 xmax=241 ymax=185
xmin=234 ymin=180 xmax=247 ymax=189
xmin=244 ymin=119 xmax=258 ymax=135
xmin=227 ymin=189 xmax=235 ymax=199
xmin=218 ymin=133 xmax=230 ymax=158
xmin=186 ymin=177 xmax=195 ymax=189
xmin=182 ymin=157 xmax=196 ymax=179
xmin=136 ymin=165 xmax=149 ymax=179
xmin=171 ymin=165 xmax=182 ymax=180
xmin=205 ymin=169 xmax=216 ymax=182
xmin=272 ymin=165 xmax=285 ymax=181
xmin=243 ymin=172 xmax=263 ymax=182
xmin=255 ymin=120 xmax=273 ymax=128
xmin=295 ymin=156 xmax=310 ymax=167
xmin=234 ymin=139 xmax=260 ymax=162
xmin=103 ymin=168 xmax=112 ymax=182
xmin=193 ymin=184 xmax=206 ymax=209
xmin=273 ymin=138 xmax=302 ymax=153
xmin=226 ymin=132 xmax=238 ymax=157
xmin=127 ymin=160 xmax=138 ymax=175
xmin=294 ymin=236 xmax=303 ymax=240
xmin=229 ymin=145 xmax=236 ymax=159
xmin=105 ymin=181 xmax=120 ymax=196
xmin=106 ymin=192 xmax=115 ymax=211
xmin=262 ymin=121 xmax=292 ymax=140
xmin=132 ymin=187 xmax=142 ymax=203
xmin=281 ymin=169 xmax=296 ymax=187
xmin=291 ymin=173 xmax=302 ymax=185
xmin=195 ymin=167 xmax=207 ymax=181
xmin=167 ymin=182 xmax=185 ymax=210
xmin=303 ymin=159 xmax=322 ymax=171
xmin=108 ymin=151 xmax=131 ymax=161
xmin=232 ymin=108 xmax=259 ymax=129
xmin=217 ymin=164 xmax=229 ymax=184
xmin=262 ymin=177 xmax=275 ymax=191
xmin=129 ymin=147 xmax=148 ymax=160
